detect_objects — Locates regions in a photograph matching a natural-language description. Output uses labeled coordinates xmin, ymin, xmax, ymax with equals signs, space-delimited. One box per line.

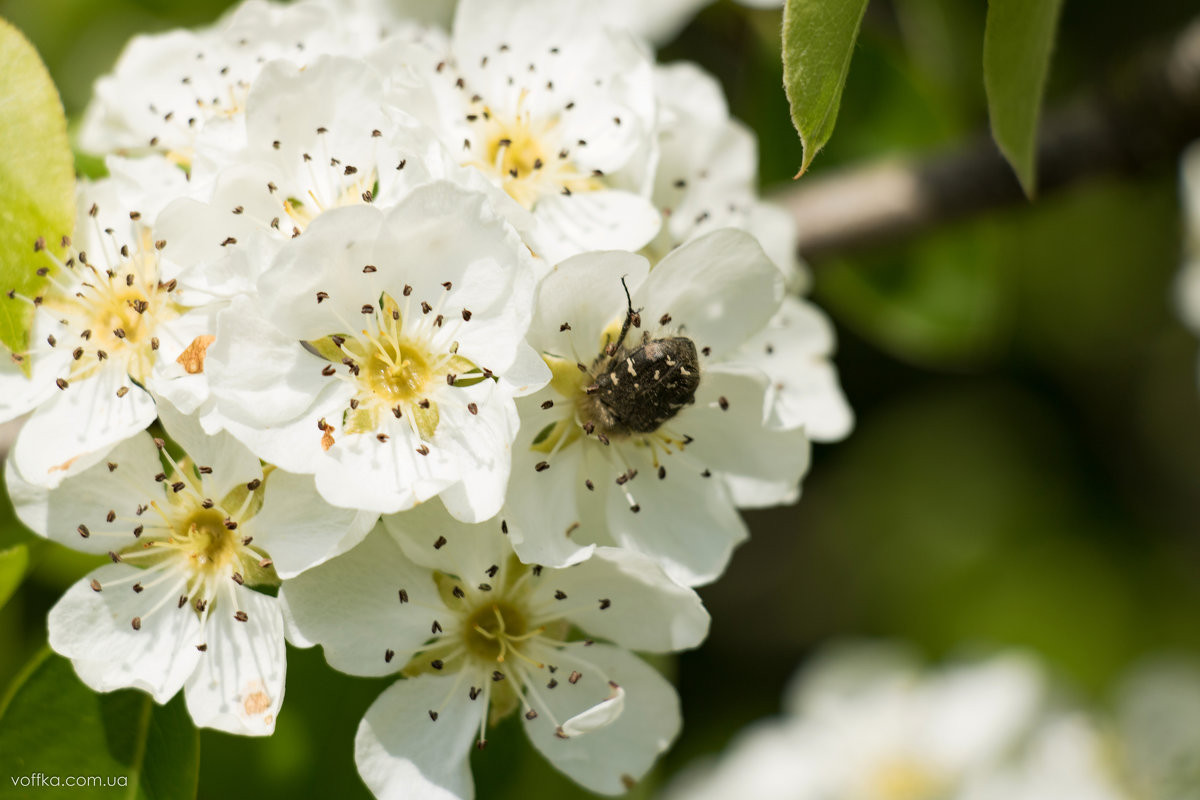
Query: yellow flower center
xmin=283 ymin=169 xmax=377 ymax=233
xmin=42 ymin=232 xmax=178 ymax=384
xmin=866 ymin=759 xmax=948 ymax=800
xmin=178 ymin=507 xmax=242 ymax=575
xmin=464 ymin=601 xmax=532 ymax=663
xmin=307 ymin=293 xmax=479 ymax=442
xmin=465 ymin=98 xmax=602 ymax=209
xmin=363 ymin=343 xmax=433 ymax=403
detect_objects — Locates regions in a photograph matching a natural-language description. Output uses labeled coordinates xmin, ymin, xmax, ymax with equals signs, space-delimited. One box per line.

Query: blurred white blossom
xmin=662 ymin=644 xmax=1050 ymax=800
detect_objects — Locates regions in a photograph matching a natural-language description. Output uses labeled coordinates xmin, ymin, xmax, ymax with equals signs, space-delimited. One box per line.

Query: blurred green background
xmin=2 ymin=0 xmax=1200 ymax=797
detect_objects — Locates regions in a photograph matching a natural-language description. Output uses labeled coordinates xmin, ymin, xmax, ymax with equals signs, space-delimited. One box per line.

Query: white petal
xmin=155 ymin=171 xmax=279 ymax=300
xmin=383 ymin=499 xmax=515 ymax=578
xmin=3 ymin=452 xmax=48 ymax=540
xmin=529 ymin=191 xmax=661 ymax=264
xmin=0 ymin=332 xmax=67 ymax=423
xmin=312 ymin=423 xmax=456 ymax=515
xmin=654 ymin=62 xmax=731 ymax=136
xmin=250 ymin=468 xmax=377 ymax=579
xmin=736 ymin=296 xmax=853 ymax=440
xmin=502 ymin=342 xmax=555 ymax=397
xmin=602 ymin=442 xmax=748 ymax=587
xmin=422 ymin=385 xmax=518 ymax=523
xmin=211 ymin=388 xmax=349 ymax=477
xmin=560 ymin=683 xmax=625 ymax=737
xmin=745 ymin=201 xmax=807 ymax=290
xmin=184 ymin=585 xmax=286 ymax=736
xmin=658 ymin=718 xmax=817 ymax=800
xmin=356 ymin=673 xmax=485 ymax=800
xmin=8 ymin=433 xmax=163 ymax=555
xmin=638 ymin=229 xmax=782 ymax=354
xmin=784 ymin=640 xmax=921 ymax=716
xmin=522 ymin=642 xmax=681 ymax=795
xmin=258 ymin=183 xmax=531 ymax=370
xmin=205 ymin=296 xmax=331 ymax=429
xmin=549 ymin=547 xmax=709 ymax=652
xmin=958 ymin=715 xmax=1126 ymax=800
xmin=506 ymin=419 xmax=596 ymax=569
xmin=681 ymin=365 xmax=811 ymax=496
xmin=605 ymin=0 xmax=710 ymax=43
xmin=106 ymin=154 xmax=192 ymax=222
xmin=921 ymin=655 xmax=1046 ymax=773
xmin=144 ymin=306 xmax=222 ymax=418
xmin=722 ymin=474 xmax=801 ymax=509
xmin=528 ymin=251 xmax=649 ymax=356
xmin=12 ymin=369 xmax=157 ymax=487
xmin=156 ymin=397 xmax=263 ymax=503
xmin=48 ymin=563 xmax=202 ymax=703
xmin=279 ymin=524 xmax=441 ymax=676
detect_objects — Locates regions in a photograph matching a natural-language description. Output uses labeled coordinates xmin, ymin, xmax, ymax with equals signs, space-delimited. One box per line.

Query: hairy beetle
xmin=580 ymin=279 xmax=700 ymax=437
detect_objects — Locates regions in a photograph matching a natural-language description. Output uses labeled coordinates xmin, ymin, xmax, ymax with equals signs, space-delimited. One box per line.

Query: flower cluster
xmin=662 ymin=642 xmax=1200 ymax=800
xmin=2 ymin=0 xmax=850 ymax=796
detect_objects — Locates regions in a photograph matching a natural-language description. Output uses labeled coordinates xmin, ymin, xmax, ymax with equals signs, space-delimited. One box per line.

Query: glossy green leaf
xmin=983 ymin=0 xmax=1064 ymax=197
xmin=781 ymin=0 xmax=870 ymax=176
xmin=0 ymin=545 xmax=28 ymax=611
xmin=0 ymin=18 xmax=75 ymax=363
xmin=0 ymin=650 xmax=200 ymax=799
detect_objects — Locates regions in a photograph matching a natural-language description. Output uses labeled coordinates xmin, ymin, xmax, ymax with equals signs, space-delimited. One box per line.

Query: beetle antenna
xmin=611 ymin=276 xmax=640 ymax=355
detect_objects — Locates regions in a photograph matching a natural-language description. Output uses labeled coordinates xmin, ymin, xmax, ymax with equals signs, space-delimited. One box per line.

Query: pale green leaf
xmin=0 ymin=545 xmax=28 ymax=611
xmin=0 ymin=650 xmax=200 ymax=799
xmin=0 ymin=18 xmax=76 ymax=362
xmin=983 ymin=0 xmax=1064 ymax=197
xmin=782 ymin=0 xmax=870 ymax=176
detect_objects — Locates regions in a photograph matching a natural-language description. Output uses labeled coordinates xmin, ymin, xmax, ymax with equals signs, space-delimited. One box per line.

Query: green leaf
xmin=781 ymin=0 xmax=870 ymax=176
xmin=0 ymin=650 xmax=200 ymax=799
xmin=0 ymin=545 xmax=29 ymax=611
xmin=0 ymin=18 xmax=76 ymax=363
xmin=983 ymin=0 xmax=1064 ymax=197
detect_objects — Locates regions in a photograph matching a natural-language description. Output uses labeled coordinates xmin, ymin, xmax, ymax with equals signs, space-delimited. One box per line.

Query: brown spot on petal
xmin=49 ymin=456 xmax=80 ymax=473
xmin=176 ymin=335 xmax=216 ymax=374
xmin=243 ymin=690 xmax=272 ymax=716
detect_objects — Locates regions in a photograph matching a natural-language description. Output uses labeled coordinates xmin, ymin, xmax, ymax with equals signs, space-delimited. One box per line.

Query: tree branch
xmin=781 ymin=17 xmax=1200 ymax=260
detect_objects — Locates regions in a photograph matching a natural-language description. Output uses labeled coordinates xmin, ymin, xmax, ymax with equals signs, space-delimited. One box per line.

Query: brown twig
xmin=780 ymin=17 xmax=1200 ymax=260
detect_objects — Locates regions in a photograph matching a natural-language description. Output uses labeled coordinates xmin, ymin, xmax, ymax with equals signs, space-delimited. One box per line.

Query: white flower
xmin=279 ymin=501 xmax=708 ymax=798
xmin=1114 ymin=659 xmax=1200 ymax=800
xmin=648 ymin=63 xmax=852 ymax=442
xmin=78 ymin=0 xmax=421 ymax=165
xmin=0 ymin=179 xmax=216 ymax=486
xmin=780 ymin=644 xmax=1045 ymax=800
xmin=4 ymin=401 xmax=374 ymax=735
xmin=662 ymin=643 xmax=1047 ymax=800
xmin=650 ymin=62 xmax=803 ymax=288
xmin=606 ymin=0 xmax=783 ymax=45
xmin=734 ymin=295 xmax=854 ymax=444
xmin=958 ymin=714 xmax=1128 ymax=800
xmin=153 ymin=54 xmax=526 ymax=306
xmin=202 ymin=181 xmax=548 ymax=520
xmin=391 ymin=0 xmax=663 ymax=263
xmin=502 ymin=229 xmax=810 ymax=586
